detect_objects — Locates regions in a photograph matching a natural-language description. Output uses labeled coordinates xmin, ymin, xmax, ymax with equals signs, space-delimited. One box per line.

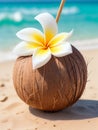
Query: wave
xmin=0 ymin=38 xmax=98 ymax=63
xmin=0 ymin=6 xmax=79 ymax=23
xmin=72 ymin=38 xmax=98 ymax=50
xmin=0 ymin=51 xmax=17 ymax=62
xmin=19 ymin=6 xmax=79 ymax=15
xmin=0 ymin=12 xmax=22 ymax=22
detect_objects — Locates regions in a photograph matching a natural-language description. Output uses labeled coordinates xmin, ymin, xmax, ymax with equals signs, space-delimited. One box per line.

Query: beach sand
xmin=0 ymin=49 xmax=98 ymax=130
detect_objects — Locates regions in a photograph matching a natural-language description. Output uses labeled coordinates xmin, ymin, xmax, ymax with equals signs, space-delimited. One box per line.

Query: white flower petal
xmin=65 ymin=29 xmax=73 ymax=40
xmin=16 ymin=28 xmax=44 ymax=43
xmin=50 ymin=42 xmax=72 ymax=57
xmin=32 ymin=48 xmax=51 ymax=69
xmin=49 ymin=30 xmax=73 ymax=47
xmin=13 ymin=41 xmax=34 ymax=57
xmin=35 ymin=13 xmax=58 ymax=43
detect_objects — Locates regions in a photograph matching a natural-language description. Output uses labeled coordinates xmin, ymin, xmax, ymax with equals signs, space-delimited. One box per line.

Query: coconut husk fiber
xmin=13 ymin=46 xmax=87 ymax=111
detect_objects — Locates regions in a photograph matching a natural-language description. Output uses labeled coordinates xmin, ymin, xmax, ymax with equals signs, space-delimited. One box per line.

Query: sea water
xmin=0 ymin=2 xmax=98 ymax=61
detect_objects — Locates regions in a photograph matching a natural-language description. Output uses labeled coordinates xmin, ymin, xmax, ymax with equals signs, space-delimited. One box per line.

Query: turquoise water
xmin=0 ymin=2 xmax=98 ymax=51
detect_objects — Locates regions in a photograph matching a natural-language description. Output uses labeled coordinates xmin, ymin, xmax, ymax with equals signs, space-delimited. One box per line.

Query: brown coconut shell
xmin=13 ymin=46 xmax=87 ymax=111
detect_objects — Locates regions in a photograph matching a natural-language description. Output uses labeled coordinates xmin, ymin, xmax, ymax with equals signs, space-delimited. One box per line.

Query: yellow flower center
xmin=42 ymin=39 xmax=50 ymax=50
xmin=43 ymin=44 xmax=49 ymax=50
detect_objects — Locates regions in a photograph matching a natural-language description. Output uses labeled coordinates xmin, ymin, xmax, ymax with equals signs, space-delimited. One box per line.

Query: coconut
xmin=13 ymin=46 xmax=87 ymax=111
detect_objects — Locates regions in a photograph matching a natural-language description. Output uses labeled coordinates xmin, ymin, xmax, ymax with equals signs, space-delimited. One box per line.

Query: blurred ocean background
xmin=0 ymin=1 xmax=98 ymax=62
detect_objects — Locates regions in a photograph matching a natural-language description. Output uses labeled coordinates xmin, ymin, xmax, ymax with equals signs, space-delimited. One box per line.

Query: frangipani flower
xmin=13 ymin=13 xmax=73 ymax=69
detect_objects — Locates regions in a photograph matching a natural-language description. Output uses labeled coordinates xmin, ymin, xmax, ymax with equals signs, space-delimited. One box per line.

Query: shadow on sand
xmin=29 ymin=99 xmax=98 ymax=120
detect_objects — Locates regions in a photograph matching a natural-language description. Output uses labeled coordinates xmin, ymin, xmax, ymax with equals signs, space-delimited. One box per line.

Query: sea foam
xmin=19 ymin=6 xmax=79 ymax=15
xmin=0 ymin=6 xmax=79 ymax=23
xmin=0 ymin=12 xmax=22 ymax=22
xmin=0 ymin=51 xmax=17 ymax=62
